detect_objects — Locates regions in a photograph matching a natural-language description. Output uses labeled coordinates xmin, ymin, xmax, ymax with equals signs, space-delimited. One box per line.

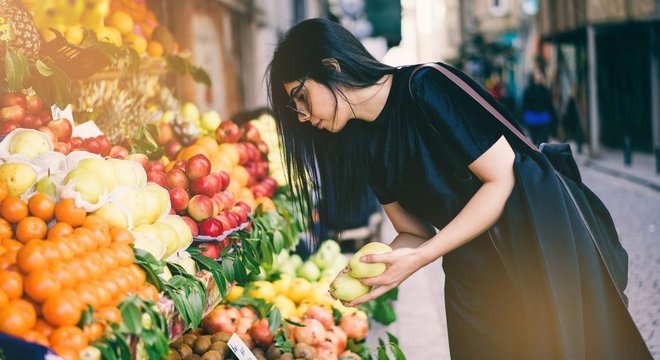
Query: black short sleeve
xmin=369 ymin=167 xmax=395 ymax=205
xmin=412 ymin=67 xmax=504 ymax=167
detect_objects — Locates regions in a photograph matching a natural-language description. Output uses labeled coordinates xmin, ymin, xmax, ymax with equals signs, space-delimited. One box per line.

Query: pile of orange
xmin=0 ymin=184 xmax=159 ymax=359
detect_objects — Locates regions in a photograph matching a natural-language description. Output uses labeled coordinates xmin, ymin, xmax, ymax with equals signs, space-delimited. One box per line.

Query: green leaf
xmin=189 ymin=64 xmax=212 ymax=86
xmin=134 ymin=249 xmax=166 ymax=291
xmin=332 ymin=307 xmax=343 ymax=325
xmin=119 ymin=302 xmax=142 ymax=335
xmin=387 ymin=332 xmax=399 ymax=346
xmin=221 ymin=257 xmax=236 ymax=284
xmin=377 ymin=346 xmax=389 ymax=360
xmin=191 ymin=252 xmax=228 ymax=298
xmin=390 ymin=343 xmax=407 ymax=360
xmin=165 ymin=55 xmax=187 ymax=74
xmin=35 ymin=60 xmax=54 ymax=77
xmin=77 ymin=305 xmax=95 ymax=327
xmin=5 ymin=47 xmax=29 ymax=91
xmin=267 ymin=308 xmax=282 ymax=334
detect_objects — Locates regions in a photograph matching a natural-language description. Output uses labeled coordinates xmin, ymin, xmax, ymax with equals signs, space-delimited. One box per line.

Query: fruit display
xmin=0 ymin=92 xmax=51 ymax=135
xmin=331 ymin=243 xmax=392 ymax=302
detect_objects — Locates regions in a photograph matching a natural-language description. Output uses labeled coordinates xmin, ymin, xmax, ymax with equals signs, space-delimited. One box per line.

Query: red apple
xmin=242 ymin=124 xmax=262 ymax=144
xmin=165 ymin=139 xmax=182 ymax=159
xmin=70 ymin=136 xmax=83 ymax=149
xmin=222 ymin=191 xmax=235 ymax=208
xmin=53 ymin=141 xmax=72 ymax=155
xmin=198 ymin=218 xmax=223 ymax=237
xmin=38 ymin=126 xmax=57 ymax=143
xmin=1 ymin=93 xmax=26 ymax=108
xmin=304 ymin=306 xmax=334 ymax=330
xmin=0 ymin=120 xmax=20 ymax=135
xmin=215 ymin=171 xmax=230 ymax=191
xmin=0 ymin=104 xmax=26 ymax=123
xmin=221 ymin=211 xmax=239 ymax=229
xmin=250 ymin=183 xmax=269 ymax=198
xmin=190 ymin=175 xmax=219 ymax=197
xmin=172 ymin=160 xmax=186 ymax=171
xmin=214 ymin=120 xmax=242 ymax=143
xmin=255 ymin=140 xmax=269 ymax=155
xmin=19 ymin=114 xmax=39 ymax=129
xmin=232 ymin=206 xmax=248 ymax=224
xmin=211 ymin=193 xmax=227 ymax=213
xmin=187 ymin=195 xmax=214 ymax=221
xmin=244 ymin=143 xmax=260 ymax=162
xmin=168 ymin=188 xmax=190 ymax=213
xmin=185 ymin=154 xmax=211 ymax=180
xmin=236 ymin=143 xmax=249 ymax=165
xmin=25 ymin=95 xmax=42 ymax=113
xmin=210 ymin=195 xmax=223 ymax=216
xmin=214 ymin=213 xmax=233 ymax=232
xmin=150 ymin=161 xmax=165 ymax=172
xmin=110 ymin=145 xmax=129 ymax=159
xmin=166 ymin=168 xmax=189 ymax=190
xmin=37 ymin=110 xmax=52 ymax=125
xmin=181 ymin=216 xmax=198 ymax=236
xmin=234 ymin=201 xmax=252 ymax=214
xmin=47 ymin=118 xmax=73 ymax=141
xmin=96 ymin=135 xmax=111 ymax=156
xmin=80 ymin=137 xmax=102 ymax=154
xmin=197 ymin=242 xmax=220 ymax=259
xmin=147 ymin=170 xmax=167 ymax=188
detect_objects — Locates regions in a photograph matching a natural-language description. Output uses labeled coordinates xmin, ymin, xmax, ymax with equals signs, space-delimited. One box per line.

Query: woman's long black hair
xmin=267 ymin=18 xmax=394 ymax=242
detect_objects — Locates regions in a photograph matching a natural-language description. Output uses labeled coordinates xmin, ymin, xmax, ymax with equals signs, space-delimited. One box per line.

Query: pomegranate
xmin=304 ymin=306 xmax=334 ymax=330
xmin=249 ymin=319 xmax=274 ymax=348
xmin=339 ymin=314 xmax=368 ymax=341
xmin=294 ymin=318 xmax=326 ymax=346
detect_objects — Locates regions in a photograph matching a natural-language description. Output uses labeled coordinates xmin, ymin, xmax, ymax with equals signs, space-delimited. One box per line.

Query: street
xmin=368 ymin=166 xmax=660 ymax=359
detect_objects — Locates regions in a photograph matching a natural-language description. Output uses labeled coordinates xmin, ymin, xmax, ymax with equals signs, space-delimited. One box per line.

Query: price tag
xmin=50 ymin=104 xmax=73 ymax=122
xmin=227 ymin=333 xmax=258 ymax=360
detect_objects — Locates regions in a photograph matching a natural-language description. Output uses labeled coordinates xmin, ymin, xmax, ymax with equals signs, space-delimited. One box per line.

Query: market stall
xmin=0 ymin=1 xmax=404 ymax=359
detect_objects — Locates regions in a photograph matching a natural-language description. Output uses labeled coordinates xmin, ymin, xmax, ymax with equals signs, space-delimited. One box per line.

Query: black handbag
xmin=410 ymin=63 xmax=630 ymax=303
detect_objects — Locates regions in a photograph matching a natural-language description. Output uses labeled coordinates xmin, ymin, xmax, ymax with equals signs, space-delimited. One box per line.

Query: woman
xmin=521 ymin=69 xmax=557 ymax=145
xmin=267 ymin=18 xmax=651 ymax=359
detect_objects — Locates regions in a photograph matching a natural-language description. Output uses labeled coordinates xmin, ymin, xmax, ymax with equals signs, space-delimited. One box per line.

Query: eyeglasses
xmin=286 ymin=71 xmax=311 ymax=118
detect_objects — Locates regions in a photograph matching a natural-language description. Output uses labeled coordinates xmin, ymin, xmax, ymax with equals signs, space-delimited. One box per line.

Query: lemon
xmin=107 ymin=11 xmax=134 ymax=36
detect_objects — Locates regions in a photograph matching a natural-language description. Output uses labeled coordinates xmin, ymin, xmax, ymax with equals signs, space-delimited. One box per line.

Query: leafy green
xmin=133 ymin=248 xmax=166 ymax=291
xmin=359 ymin=288 xmax=399 ymax=326
xmin=5 ymin=46 xmax=30 ymax=91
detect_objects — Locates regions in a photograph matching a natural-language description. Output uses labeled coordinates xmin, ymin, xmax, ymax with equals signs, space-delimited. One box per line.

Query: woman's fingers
xmin=360 ymin=252 xmax=393 ymax=264
xmin=347 ymin=285 xmax=394 ymax=307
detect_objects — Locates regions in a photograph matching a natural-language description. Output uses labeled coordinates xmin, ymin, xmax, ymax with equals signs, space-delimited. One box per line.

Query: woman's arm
xmin=346 ymin=136 xmax=515 ymax=306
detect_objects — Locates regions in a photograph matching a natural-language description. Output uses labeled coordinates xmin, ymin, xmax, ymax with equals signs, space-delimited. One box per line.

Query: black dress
xmin=367 ymin=64 xmax=651 ymax=359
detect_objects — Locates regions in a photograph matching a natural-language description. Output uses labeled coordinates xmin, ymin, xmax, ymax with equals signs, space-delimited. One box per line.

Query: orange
xmin=0 ymin=218 xmax=13 ymax=239
xmin=107 ymin=11 xmax=134 ymax=36
xmin=146 ymin=40 xmax=164 ymax=57
xmin=73 ymin=227 xmax=98 ymax=252
xmin=49 ymin=237 xmax=74 ymax=262
xmin=16 ymin=216 xmax=48 ymax=243
xmin=137 ymin=283 xmax=159 ymax=302
xmin=83 ymin=215 xmax=109 ymax=233
xmin=0 ymin=249 xmax=17 ymax=270
xmin=255 ymin=196 xmax=276 ymax=212
xmin=42 ymin=292 xmax=82 ymax=327
xmin=109 ymin=226 xmax=134 ymax=245
xmin=50 ymin=262 xmax=76 ymax=290
xmin=0 ymin=301 xmax=33 ymax=337
xmin=54 ymin=199 xmax=86 ymax=227
xmin=28 ymin=194 xmax=56 ymax=222
xmin=24 ymin=269 xmax=61 ymax=303
xmin=91 ymin=281 xmax=112 ymax=308
xmin=217 ymin=143 xmax=240 ymax=167
xmin=1 ymin=196 xmax=28 ymax=223
xmin=49 ymin=325 xmax=88 ymax=352
xmin=111 ymin=274 xmax=131 ymax=295
xmin=83 ymin=252 xmax=105 ymax=280
xmin=230 ymin=166 xmax=250 ymax=188
xmin=16 ymin=243 xmax=48 ymax=273
xmin=194 ymin=136 xmax=220 ymax=154
xmin=23 ymin=330 xmax=50 ymax=346
xmin=0 ymin=270 xmax=23 ymax=299
xmin=40 ymin=241 xmax=62 ymax=264
xmin=94 ymin=306 xmax=121 ymax=324
xmin=14 ymin=298 xmax=37 ymax=325
xmin=47 ymin=222 xmax=74 ymax=240
xmin=128 ymin=264 xmax=146 ymax=288
xmin=98 ymin=248 xmax=119 ymax=270
xmin=64 ymin=234 xmax=85 ymax=256
xmin=2 ymin=238 xmax=21 ymax=251
xmin=99 ymin=278 xmax=120 ymax=300
xmin=34 ymin=319 xmax=54 ymax=338
xmin=83 ymin=322 xmax=104 ymax=342
xmin=75 ymin=282 xmax=100 ymax=309
xmin=209 ymin=153 xmax=232 ymax=173
xmin=110 ymin=242 xmax=134 ymax=267
xmin=177 ymin=145 xmax=210 ymax=161
xmin=0 ymin=289 xmax=7 ymax=308
xmin=0 ymin=180 xmax=7 ymax=203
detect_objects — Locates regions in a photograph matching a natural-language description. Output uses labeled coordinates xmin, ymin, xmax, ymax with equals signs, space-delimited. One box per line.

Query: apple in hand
xmin=185 ymin=154 xmax=211 ymax=180
xmin=198 ymin=218 xmax=224 ymax=237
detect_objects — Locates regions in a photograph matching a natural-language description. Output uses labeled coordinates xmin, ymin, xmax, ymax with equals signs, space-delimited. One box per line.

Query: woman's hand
xmin=343 ymin=247 xmax=428 ymax=307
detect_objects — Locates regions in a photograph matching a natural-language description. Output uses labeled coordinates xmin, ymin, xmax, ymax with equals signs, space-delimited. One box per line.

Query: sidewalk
xmin=571 ymin=143 xmax=660 ymax=192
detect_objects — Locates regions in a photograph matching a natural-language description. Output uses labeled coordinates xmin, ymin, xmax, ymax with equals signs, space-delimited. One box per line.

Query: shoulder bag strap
xmin=409 ymin=63 xmax=537 ymax=150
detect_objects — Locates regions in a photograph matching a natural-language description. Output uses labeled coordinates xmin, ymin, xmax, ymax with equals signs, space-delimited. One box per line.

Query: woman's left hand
xmin=345 ymin=247 xmax=428 ymax=307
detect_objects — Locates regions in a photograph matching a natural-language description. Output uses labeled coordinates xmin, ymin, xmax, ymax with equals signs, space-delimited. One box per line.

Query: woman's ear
xmin=321 ymin=58 xmax=341 ymax=72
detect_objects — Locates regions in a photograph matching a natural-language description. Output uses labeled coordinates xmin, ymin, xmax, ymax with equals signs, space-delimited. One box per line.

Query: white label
xmin=227 ymin=333 xmax=258 ymax=360
xmin=50 ymin=104 xmax=73 ymax=122
xmin=71 ymin=120 xmax=103 ymax=139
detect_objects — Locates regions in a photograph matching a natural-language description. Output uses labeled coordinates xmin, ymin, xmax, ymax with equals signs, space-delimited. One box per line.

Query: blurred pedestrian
xmin=562 ymin=88 xmax=585 ymax=153
xmin=267 ymin=18 xmax=651 ymax=359
xmin=521 ymin=69 xmax=557 ymax=145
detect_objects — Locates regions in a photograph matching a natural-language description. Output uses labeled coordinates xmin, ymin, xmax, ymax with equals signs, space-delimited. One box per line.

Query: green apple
xmin=278 ymin=263 xmax=297 ymax=279
xmin=0 ymin=163 xmax=38 ymax=196
xmin=93 ymin=202 xmax=130 ymax=228
xmin=287 ymin=254 xmax=303 ymax=270
xmin=9 ymin=130 xmax=52 ymax=159
xmin=77 ymin=158 xmax=118 ymax=192
xmin=297 ymin=261 xmax=321 ymax=282
xmin=329 ymin=273 xmax=370 ymax=302
xmin=272 ymin=274 xmax=292 ymax=295
xmin=63 ymin=168 xmax=106 ymax=204
xmin=200 ymin=111 xmax=221 ymax=132
xmin=312 ymin=242 xmax=339 ymax=270
xmin=349 ymin=242 xmax=392 ymax=278
xmin=180 ymin=102 xmax=200 ymax=126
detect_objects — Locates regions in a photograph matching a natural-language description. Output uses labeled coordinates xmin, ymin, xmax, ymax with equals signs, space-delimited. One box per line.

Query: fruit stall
xmin=0 ymin=1 xmax=404 ymax=360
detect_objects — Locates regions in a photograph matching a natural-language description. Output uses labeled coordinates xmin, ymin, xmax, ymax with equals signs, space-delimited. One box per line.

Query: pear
xmin=329 ymin=273 xmax=370 ymax=302
xmin=132 ymin=231 xmax=166 ymax=260
xmin=93 ymin=202 xmax=130 ymax=228
xmin=349 ymin=242 xmax=392 ymax=278
xmin=77 ymin=158 xmax=118 ymax=192
xmin=63 ymin=168 xmax=106 ymax=204
xmin=0 ymin=163 xmax=38 ymax=196
xmin=35 ymin=176 xmax=57 ymax=199
xmin=162 ymin=215 xmax=193 ymax=250
xmin=9 ymin=130 xmax=52 ymax=159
